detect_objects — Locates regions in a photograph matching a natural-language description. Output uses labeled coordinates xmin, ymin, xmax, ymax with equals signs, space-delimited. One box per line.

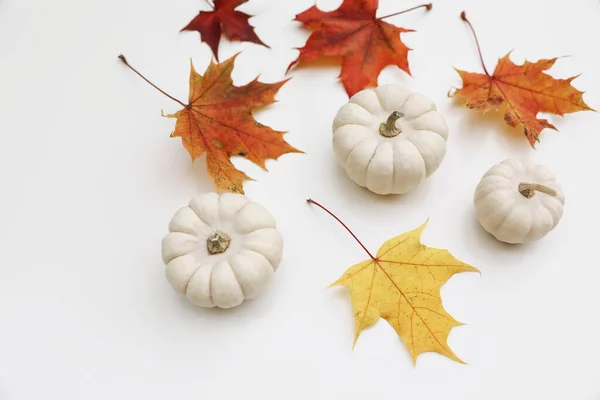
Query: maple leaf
xmin=451 ymin=12 xmax=594 ymax=147
xmin=181 ymin=0 xmax=267 ymax=61
xmin=288 ymin=1 xmax=432 ymax=97
xmin=308 ymin=199 xmax=478 ymax=364
xmin=119 ymin=54 xmax=300 ymax=194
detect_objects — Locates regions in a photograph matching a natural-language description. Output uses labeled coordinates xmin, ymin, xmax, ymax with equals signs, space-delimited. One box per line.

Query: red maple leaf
xmin=288 ymin=0 xmax=431 ymax=97
xmin=181 ymin=0 xmax=267 ymax=61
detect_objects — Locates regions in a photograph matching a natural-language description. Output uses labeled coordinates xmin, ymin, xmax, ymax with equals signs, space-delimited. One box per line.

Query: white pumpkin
xmin=474 ymin=158 xmax=565 ymax=244
xmin=332 ymin=84 xmax=448 ymax=195
xmin=161 ymin=192 xmax=283 ymax=308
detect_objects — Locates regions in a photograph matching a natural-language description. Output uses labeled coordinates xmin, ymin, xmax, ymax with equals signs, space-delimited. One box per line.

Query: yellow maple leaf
xmin=309 ymin=199 xmax=478 ymax=364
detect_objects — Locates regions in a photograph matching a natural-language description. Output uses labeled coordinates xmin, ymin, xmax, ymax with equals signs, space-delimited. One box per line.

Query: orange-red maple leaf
xmin=288 ymin=0 xmax=431 ymax=97
xmin=119 ymin=54 xmax=300 ymax=194
xmin=181 ymin=0 xmax=267 ymax=61
xmin=451 ymin=12 xmax=593 ymax=147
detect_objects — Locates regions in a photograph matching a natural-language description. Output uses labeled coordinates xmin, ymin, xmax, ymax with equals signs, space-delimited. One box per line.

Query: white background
xmin=1 ymin=0 xmax=599 ymax=398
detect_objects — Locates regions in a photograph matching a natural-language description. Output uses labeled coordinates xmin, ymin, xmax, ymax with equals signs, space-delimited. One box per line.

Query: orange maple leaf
xmin=288 ymin=0 xmax=432 ymax=97
xmin=451 ymin=12 xmax=594 ymax=147
xmin=119 ymin=54 xmax=301 ymax=194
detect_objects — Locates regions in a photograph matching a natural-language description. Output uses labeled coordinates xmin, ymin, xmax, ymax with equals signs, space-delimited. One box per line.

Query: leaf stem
xmin=118 ymin=54 xmax=187 ymax=107
xmin=460 ymin=11 xmax=489 ymax=76
xmin=378 ymin=3 xmax=432 ymax=20
xmin=307 ymin=199 xmax=375 ymax=260
xmin=204 ymin=0 xmax=214 ymax=9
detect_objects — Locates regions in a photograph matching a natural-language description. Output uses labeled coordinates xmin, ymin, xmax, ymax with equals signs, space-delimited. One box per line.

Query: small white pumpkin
xmin=474 ymin=158 xmax=565 ymax=244
xmin=161 ymin=192 xmax=283 ymax=308
xmin=332 ymin=84 xmax=449 ymax=195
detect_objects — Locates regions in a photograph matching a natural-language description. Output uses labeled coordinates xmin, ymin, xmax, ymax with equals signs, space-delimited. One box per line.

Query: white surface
xmin=1 ymin=0 xmax=599 ymax=399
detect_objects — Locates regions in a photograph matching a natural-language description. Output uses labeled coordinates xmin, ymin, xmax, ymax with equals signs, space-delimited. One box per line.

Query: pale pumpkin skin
xmin=161 ymin=193 xmax=283 ymax=308
xmin=474 ymin=158 xmax=565 ymax=244
xmin=332 ymin=84 xmax=449 ymax=195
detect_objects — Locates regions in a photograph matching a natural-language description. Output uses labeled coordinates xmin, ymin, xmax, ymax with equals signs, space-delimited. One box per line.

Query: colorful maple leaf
xmin=451 ymin=12 xmax=594 ymax=147
xmin=119 ymin=54 xmax=300 ymax=193
xmin=288 ymin=0 xmax=432 ymax=97
xmin=181 ymin=0 xmax=267 ymax=61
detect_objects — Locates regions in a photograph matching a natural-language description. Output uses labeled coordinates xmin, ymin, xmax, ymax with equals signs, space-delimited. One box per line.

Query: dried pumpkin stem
xmin=379 ymin=111 xmax=404 ymax=138
xmin=518 ymin=183 xmax=557 ymax=199
xmin=207 ymin=231 xmax=231 ymax=255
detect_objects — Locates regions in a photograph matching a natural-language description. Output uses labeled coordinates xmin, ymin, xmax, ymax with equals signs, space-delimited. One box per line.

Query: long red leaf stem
xmin=460 ymin=11 xmax=490 ymax=76
xmin=307 ymin=199 xmax=375 ymax=260
xmin=118 ymin=54 xmax=187 ymax=107
xmin=379 ymin=3 xmax=432 ymax=21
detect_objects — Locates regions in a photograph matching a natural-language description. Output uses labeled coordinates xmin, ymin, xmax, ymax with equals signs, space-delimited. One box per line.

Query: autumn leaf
xmin=288 ymin=1 xmax=432 ymax=97
xmin=451 ymin=12 xmax=594 ymax=147
xmin=119 ymin=54 xmax=300 ymax=194
xmin=181 ymin=0 xmax=267 ymax=61
xmin=308 ymin=199 xmax=478 ymax=364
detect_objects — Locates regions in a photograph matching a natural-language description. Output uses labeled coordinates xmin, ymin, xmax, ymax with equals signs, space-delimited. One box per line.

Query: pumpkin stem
xmin=379 ymin=111 xmax=404 ymax=138
xmin=207 ymin=230 xmax=231 ymax=255
xmin=518 ymin=183 xmax=557 ymax=199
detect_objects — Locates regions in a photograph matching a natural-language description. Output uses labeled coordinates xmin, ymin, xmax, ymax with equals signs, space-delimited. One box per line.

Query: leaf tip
xmin=286 ymin=59 xmax=298 ymax=75
xmin=326 ymin=280 xmax=340 ymax=290
xmin=352 ymin=332 xmax=361 ymax=349
xmin=228 ymin=51 xmax=243 ymax=63
xmin=455 ymin=355 xmax=468 ymax=365
xmin=408 ymin=218 xmax=430 ymax=243
xmin=501 ymin=49 xmax=516 ymax=64
xmin=411 ymin=353 xmax=419 ymax=366
xmin=292 ymin=147 xmax=306 ymax=155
